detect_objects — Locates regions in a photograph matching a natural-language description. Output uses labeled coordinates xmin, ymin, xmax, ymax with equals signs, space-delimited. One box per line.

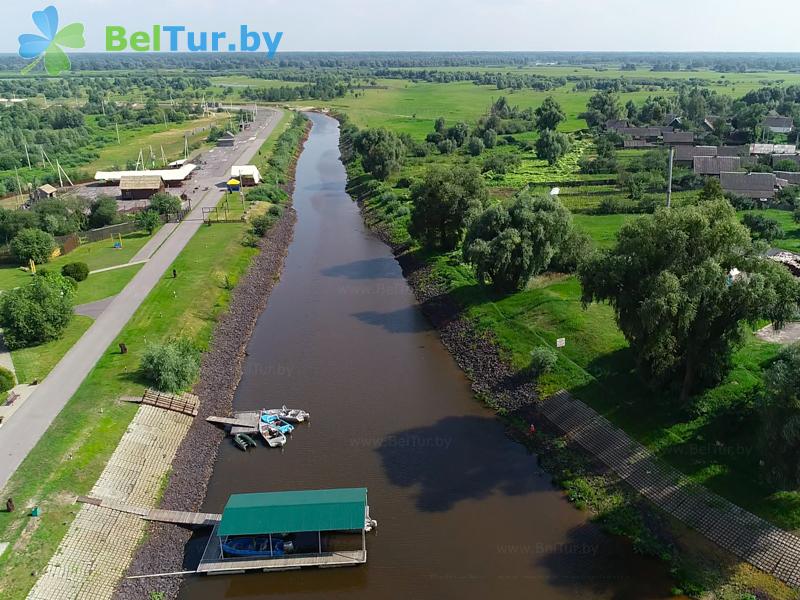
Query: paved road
xmin=0 ymin=108 xmax=285 ymax=490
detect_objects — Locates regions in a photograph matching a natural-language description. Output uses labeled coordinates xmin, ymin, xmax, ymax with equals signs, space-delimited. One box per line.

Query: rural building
xmin=675 ymin=145 xmax=718 ymax=164
xmin=750 ymin=143 xmax=796 ymax=156
xmin=761 ymin=115 xmax=794 ymax=134
xmin=119 ymin=175 xmax=165 ymax=200
xmin=197 ymin=488 xmax=372 ymax=574
xmin=693 ymin=156 xmax=741 ymax=175
xmin=230 ymin=165 xmax=262 ymax=186
xmin=217 ymin=131 xmax=236 ymax=147
xmin=32 ymin=184 xmax=58 ymax=201
xmin=664 ymin=114 xmax=683 ymax=127
xmin=717 ymin=145 xmax=748 ymax=157
xmin=94 ymin=164 xmax=197 ymax=188
xmin=623 ymin=139 xmax=654 ymax=148
xmin=605 ymin=119 xmax=629 ymax=131
xmin=663 ymin=131 xmax=694 ymax=145
xmin=617 ymin=126 xmax=666 ymax=140
xmin=775 ymin=171 xmax=800 ymax=185
xmin=720 ymin=172 xmax=777 ymax=199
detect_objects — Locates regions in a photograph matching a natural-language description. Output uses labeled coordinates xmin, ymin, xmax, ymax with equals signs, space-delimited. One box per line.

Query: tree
xmin=0 ymin=272 xmax=75 ymax=349
xmin=149 ymin=192 xmax=181 ymax=215
xmin=742 ymin=213 xmax=785 ymax=242
xmin=135 ymin=209 xmax=161 ymax=234
xmin=355 ymin=128 xmax=405 ymax=180
xmin=446 ymin=122 xmax=470 ymax=146
xmin=534 ymin=129 xmax=571 ymax=165
xmin=466 ymin=136 xmax=485 ymax=156
xmin=698 ymin=177 xmax=725 ymax=202
xmin=759 ymin=344 xmax=800 ymax=486
xmin=88 ymin=196 xmax=119 ymax=228
xmin=482 ymin=153 xmax=521 ymax=175
xmin=580 ymin=201 xmax=799 ymax=403
xmin=463 ymin=191 xmax=572 ymax=291
xmin=61 ymin=262 xmax=89 ymax=282
xmin=534 ymin=96 xmax=566 ymax=131
xmin=11 ymin=228 xmax=55 ymax=264
xmin=140 ymin=338 xmax=200 ymax=393
xmin=434 ymin=116 xmax=446 ymax=133
xmin=409 ymin=165 xmax=488 ymax=250
xmin=581 ymin=90 xmax=622 ymax=127
xmin=0 ymin=209 xmax=38 ymax=244
xmin=482 ymin=128 xmax=497 ymax=149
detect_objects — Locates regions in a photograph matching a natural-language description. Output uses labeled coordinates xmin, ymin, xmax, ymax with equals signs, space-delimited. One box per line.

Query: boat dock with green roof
xmin=197 ymin=487 xmax=374 ymax=574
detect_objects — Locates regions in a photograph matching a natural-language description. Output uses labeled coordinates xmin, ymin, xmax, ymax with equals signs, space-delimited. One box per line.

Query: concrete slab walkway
xmin=540 ymin=389 xmax=800 ymax=588
xmin=0 ymin=108 xmax=284 ymax=491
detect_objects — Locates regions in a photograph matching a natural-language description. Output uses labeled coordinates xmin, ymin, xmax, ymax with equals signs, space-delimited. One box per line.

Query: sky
xmin=5 ymin=0 xmax=800 ymax=54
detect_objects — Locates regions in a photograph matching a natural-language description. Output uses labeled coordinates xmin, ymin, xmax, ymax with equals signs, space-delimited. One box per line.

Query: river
xmin=178 ymin=112 xmax=676 ymax=599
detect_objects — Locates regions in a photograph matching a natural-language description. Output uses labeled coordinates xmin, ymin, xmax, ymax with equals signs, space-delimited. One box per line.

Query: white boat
xmin=258 ymin=410 xmax=287 ymax=448
xmin=266 ymin=405 xmax=310 ymax=424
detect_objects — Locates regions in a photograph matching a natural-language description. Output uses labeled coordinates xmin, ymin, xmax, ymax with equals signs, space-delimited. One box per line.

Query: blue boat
xmin=260 ymin=412 xmax=294 ymax=435
xmin=222 ymin=536 xmax=293 ymax=558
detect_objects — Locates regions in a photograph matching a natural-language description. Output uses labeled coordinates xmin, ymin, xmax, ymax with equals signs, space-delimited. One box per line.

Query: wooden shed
xmin=119 ymin=175 xmax=165 ymax=200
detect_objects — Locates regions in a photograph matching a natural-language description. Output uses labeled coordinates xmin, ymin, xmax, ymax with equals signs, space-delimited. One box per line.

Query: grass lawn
xmin=0 ymin=230 xmax=153 ymax=292
xmin=11 ymin=317 xmax=93 ymax=385
xmin=0 ymin=221 xmax=257 ymax=600
xmin=739 ymin=208 xmax=800 ymax=254
xmin=72 ymin=264 xmax=144 ymax=306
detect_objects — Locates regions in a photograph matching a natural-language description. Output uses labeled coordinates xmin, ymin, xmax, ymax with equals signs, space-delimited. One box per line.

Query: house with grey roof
xmin=761 ymin=115 xmax=794 ymax=134
xmin=663 ymin=131 xmax=694 ymax=145
xmin=719 ymin=172 xmax=777 ymax=199
xmin=693 ymin=156 xmax=741 ymax=176
xmin=674 ymin=145 xmax=717 ymax=164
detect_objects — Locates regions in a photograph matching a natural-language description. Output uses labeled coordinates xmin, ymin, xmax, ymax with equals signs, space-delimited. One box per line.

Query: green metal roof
xmin=218 ymin=488 xmax=367 ymax=536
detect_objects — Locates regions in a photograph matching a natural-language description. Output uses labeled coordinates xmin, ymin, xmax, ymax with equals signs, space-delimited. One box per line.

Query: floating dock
xmin=207 ymin=411 xmax=260 ymax=435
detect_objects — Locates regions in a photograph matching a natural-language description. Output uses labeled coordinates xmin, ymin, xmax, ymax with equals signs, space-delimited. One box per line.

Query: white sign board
xmin=556 ymin=338 xmax=566 ymax=348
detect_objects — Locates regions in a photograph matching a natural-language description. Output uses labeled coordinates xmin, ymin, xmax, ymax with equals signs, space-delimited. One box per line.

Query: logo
xmin=18 ymin=6 xmax=85 ymax=75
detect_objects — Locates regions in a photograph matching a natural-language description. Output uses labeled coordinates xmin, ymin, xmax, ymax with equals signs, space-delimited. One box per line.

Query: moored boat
xmin=258 ymin=410 xmax=287 ymax=447
xmin=266 ymin=405 xmax=310 ymax=423
xmin=222 ymin=536 xmax=294 ymax=558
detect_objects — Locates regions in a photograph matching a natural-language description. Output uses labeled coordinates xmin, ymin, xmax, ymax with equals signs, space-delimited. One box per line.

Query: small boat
xmin=222 ymin=536 xmax=294 ymax=558
xmin=239 ymin=433 xmax=257 ymax=448
xmin=265 ymin=405 xmax=310 ymax=424
xmin=258 ymin=410 xmax=287 ymax=448
xmin=259 ymin=411 xmax=294 ymax=435
xmin=233 ymin=434 xmax=252 ymax=451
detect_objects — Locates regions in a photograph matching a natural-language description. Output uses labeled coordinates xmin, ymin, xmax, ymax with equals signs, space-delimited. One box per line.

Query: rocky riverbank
xmin=115 ymin=123 xmax=310 ymax=600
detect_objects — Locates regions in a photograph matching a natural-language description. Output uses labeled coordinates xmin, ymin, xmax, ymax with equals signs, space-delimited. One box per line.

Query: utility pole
xmin=666 ymin=146 xmax=674 ymax=208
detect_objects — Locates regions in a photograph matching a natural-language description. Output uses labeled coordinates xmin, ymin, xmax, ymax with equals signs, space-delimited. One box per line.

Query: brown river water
xmin=178 ymin=112 xmax=677 ymax=599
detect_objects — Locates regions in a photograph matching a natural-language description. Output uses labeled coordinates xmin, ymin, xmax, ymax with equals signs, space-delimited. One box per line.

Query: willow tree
xmin=579 ymin=200 xmax=799 ymax=403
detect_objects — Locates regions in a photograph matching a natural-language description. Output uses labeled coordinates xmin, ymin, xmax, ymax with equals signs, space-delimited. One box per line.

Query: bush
xmin=140 ymin=338 xmax=200 ymax=393
xmin=794 ymin=208 xmax=800 ymax=224
xmin=61 ymin=262 xmax=89 ymax=282
xmin=88 ymin=196 xmax=119 ymax=228
xmin=0 ymin=366 xmax=15 ymax=392
xmin=135 ymin=209 xmax=161 ymax=234
xmin=0 ymin=272 xmax=75 ymax=349
xmin=241 ymin=232 xmax=259 ymax=247
xmin=268 ymin=204 xmax=283 ymax=217
xmin=149 ymin=192 xmax=181 ymax=215
xmin=250 ymin=213 xmax=273 ymax=236
xmin=742 ymin=213 xmax=785 ymax=241
xmin=10 ymin=228 xmax=56 ymax=265
xmin=529 ymin=346 xmax=558 ymax=375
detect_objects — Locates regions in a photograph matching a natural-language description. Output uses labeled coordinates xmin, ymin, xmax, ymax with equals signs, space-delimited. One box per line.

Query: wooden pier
xmin=78 ymin=496 xmax=221 ymax=527
xmin=125 ymin=388 xmax=200 ymax=417
xmin=206 ymin=411 xmax=260 ymax=435
xmin=197 ymin=524 xmax=366 ymax=574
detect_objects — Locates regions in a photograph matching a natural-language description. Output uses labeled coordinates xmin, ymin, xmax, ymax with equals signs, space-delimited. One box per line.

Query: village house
xmin=719 ymin=172 xmax=777 ymax=200
xmin=693 ymin=156 xmax=741 ymax=176
xmin=663 ymin=131 xmax=694 ymax=145
xmin=761 ymin=114 xmax=794 ymax=134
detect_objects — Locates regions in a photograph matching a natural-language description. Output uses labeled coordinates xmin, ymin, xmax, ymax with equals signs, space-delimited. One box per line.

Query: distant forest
xmin=4 ymin=51 xmax=800 ymax=73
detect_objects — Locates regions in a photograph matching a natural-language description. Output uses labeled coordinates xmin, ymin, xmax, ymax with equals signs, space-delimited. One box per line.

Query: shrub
xmin=0 ymin=272 xmax=75 ymax=349
xmin=241 ymin=232 xmax=259 ymax=247
xmin=794 ymin=208 xmax=800 ymax=224
xmin=529 ymin=346 xmax=558 ymax=375
xmin=10 ymin=228 xmax=56 ymax=265
xmin=268 ymin=204 xmax=283 ymax=217
xmin=88 ymin=196 xmax=119 ymax=228
xmin=140 ymin=338 xmax=200 ymax=393
xmin=149 ymin=192 xmax=181 ymax=215
xmin=742 ymin=213 xmax=785 ymax=242
xmin=250 ymin=213 xmax=273 ymax=236
xmin=135 ymin=209 xmax=161 ymax=234
xmin=0 ymin=366 xmax=15 ymax=392
xmin=61 ymin=262 xmax=89 ymax=282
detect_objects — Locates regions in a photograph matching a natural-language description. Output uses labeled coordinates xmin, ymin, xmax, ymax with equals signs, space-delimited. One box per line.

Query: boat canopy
xmin=218 ymin=488 xmax=367 ymax=536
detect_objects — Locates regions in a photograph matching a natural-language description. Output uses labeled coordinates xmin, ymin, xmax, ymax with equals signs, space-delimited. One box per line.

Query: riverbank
xmin=341 ymin=126 xmax=798 ymax=599
xmin=114 ymin=117 xmax=310 ymax=600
